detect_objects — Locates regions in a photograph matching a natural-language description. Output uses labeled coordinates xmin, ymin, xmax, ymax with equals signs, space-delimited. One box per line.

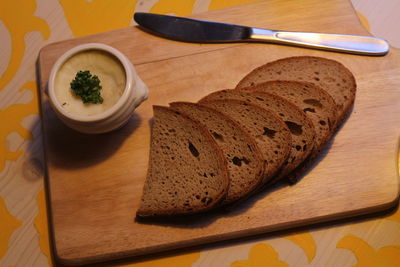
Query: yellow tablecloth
xmin=1 ymin=0 xmax=399 ymax=266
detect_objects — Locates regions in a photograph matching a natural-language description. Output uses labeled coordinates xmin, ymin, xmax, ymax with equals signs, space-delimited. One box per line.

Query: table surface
xmin=0 ymin=0 xmax=399 ymax=267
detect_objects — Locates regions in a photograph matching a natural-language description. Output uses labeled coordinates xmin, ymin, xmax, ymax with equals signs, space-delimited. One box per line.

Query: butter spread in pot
xmin=54 ymin=50 xmax=126 ymax=116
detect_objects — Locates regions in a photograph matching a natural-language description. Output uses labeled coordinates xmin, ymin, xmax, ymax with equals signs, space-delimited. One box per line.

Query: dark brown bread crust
xmin=199 ymin=89 xmax=316 ymax=179
xmin=137 ymin=106 xmax=229 ymax=217
xmin=199 ymin=99 xmax=292 ymax=186
xmin=236 ymin=56 xmax=356 ymax=124
xmin=241 ymin=81 xmax=338 ymax=153
xmin=170 ymin=102 xmax=265 ymax=205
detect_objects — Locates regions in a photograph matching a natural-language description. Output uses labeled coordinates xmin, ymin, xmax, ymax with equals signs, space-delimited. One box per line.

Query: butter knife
xmin=134 ymin=12 xmax=389 ymax=56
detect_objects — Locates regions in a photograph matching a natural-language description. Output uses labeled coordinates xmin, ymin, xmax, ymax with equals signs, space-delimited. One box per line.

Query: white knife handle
xmin=250 ymin=28 xmax=389 ymax=55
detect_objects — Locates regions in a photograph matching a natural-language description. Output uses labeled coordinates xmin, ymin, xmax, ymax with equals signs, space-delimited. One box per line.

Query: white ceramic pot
xmin=48 ymin=43 xmax=148 ymax=134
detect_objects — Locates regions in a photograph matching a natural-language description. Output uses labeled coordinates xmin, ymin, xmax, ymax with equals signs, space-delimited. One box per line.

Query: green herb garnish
xmin=70 ymin=70 xmax=103 ymax=104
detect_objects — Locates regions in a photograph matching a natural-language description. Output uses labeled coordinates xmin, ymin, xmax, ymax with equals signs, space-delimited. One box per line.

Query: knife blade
xmin=134 ymin=12 xmax=389 ymax=56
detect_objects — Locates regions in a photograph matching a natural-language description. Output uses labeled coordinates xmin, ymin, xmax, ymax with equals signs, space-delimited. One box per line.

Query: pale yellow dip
xmin=55 ymin=50 xmax=126 ymax=116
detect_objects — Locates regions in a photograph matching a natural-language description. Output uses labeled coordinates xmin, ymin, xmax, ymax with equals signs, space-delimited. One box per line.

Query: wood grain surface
xmin=37 ymin=0 xmax=400 ymax=265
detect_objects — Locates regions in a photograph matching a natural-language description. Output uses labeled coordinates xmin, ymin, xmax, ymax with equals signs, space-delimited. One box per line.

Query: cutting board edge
xmin=54 ymin=191 xmax=399 ymax=266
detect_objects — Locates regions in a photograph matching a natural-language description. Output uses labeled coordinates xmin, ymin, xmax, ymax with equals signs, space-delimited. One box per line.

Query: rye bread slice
xmin=199 ymin=99 xmax=291 ymax=185
xmin=170 ymin=102 xmax=265 ymax=205
xmin=137 ymin=106 xmax=229 ymax=217
xmin=242 ymin=81 xmax=337 ymax=153
xmin=200 ymin=89 xmax=316 ymax=179
xmin=236 ymin=56 xmax=356 ymax=123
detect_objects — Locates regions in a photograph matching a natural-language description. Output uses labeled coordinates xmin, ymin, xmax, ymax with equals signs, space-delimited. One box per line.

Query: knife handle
xmin=249 ymin=28 xmax=389 ymax=56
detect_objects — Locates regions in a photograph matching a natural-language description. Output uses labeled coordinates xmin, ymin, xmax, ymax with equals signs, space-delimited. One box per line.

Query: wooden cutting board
xmin=37 ymin=0 xmax=400 ymax=265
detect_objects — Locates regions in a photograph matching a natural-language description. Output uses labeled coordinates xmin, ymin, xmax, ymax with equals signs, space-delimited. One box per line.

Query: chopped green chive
xmin=70 ymin=70 xmax=103 ymax=104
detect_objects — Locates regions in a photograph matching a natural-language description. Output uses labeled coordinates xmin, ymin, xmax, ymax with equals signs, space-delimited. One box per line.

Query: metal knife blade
xmin=134 ymin=12 xmax=251 ymax=42
xmin=134 ymin=12 xmax=389 ymax=56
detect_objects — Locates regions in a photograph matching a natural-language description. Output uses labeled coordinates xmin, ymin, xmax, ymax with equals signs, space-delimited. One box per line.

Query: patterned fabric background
xmin=0 ymin=0 xmax=399 ymax=266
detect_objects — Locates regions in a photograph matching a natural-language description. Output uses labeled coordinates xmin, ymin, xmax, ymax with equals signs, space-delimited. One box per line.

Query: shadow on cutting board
xmin=135 ymin=179 xmax=288 ymax=228
xmin=42 ymin=101 xmax=142 ymax=170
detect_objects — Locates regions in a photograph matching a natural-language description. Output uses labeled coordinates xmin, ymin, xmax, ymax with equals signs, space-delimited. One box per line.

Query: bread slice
xmin=236 ymin=56 xmax=356 ymax=123
xmin=170 ymin=102 xmax=265 ymax=205
xmin=241 ymin=81 xmax=337 ymax=153
xmin=199 ymin=99 xmax=291 ymax=185
xmin=137 ymin=106 xmax=229 ymax=217
xmin=200 ymin=89 xmax=316 ymax=179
